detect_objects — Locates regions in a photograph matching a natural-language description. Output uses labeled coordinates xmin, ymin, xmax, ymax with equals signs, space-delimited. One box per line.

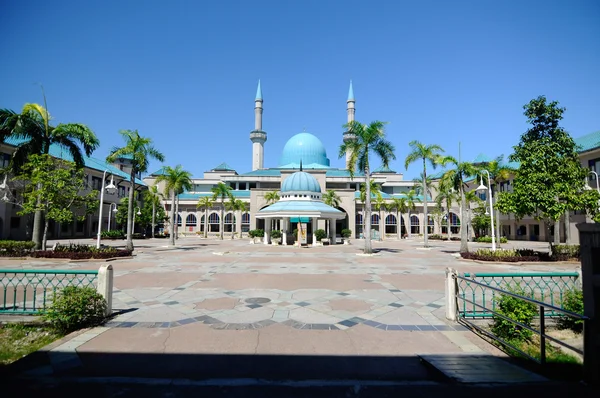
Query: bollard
xmin=97 ymin=264 xmax=114 ymax=316
xmin=445 ymin=267 xmax=458 ymax=321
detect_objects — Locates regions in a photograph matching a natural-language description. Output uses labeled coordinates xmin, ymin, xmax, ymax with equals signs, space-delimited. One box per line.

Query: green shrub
xmin=551 ymin=245 xmax=580 ymax=260
xmin=341 ymin=229 xmax=352 ymax=238
xmin=476 ymin=248 xmax=518 ymax=257
xmin=293 ymin=228 xmax=298 ymax=238
xmin=314 ymin=229 xmax=327 ymax=241
xmin=557 ymin=289 xmax=584 ymax=333
xmin=0 ymin=240 xmax=36 ymax=256
xmin=270 ymin=230 xmax=282 ymax=240
xmin=249 ymin=229 xmax=264 ymax=239
xmin=475 ymin=236 xmax=508 ymax=243
xmin=44 ymin=286 xmax=107 ymax=334
xmin=100 ymin=230 xmax=125 ymax=239
xmin=491 ymin=286 xmax=537 ymax=342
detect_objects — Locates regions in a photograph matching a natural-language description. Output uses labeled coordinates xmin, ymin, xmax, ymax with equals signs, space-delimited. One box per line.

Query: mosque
xmin=145 ymin=82 xmax=437 ymax=244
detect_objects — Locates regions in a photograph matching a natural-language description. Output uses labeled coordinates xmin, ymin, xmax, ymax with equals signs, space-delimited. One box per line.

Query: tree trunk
xmin=407 ymin=210 xmax=411 ymax=238
xmin=446 ymin=201 xmax=451 ymax=241
xmin=379 ymin=208 xmax=383 ymax=241
xmin=126 ymin=170 xmax=135 ymax=251
xmin=169 ymin=190 xmax=176 ymax=246
xmin=175 ymin=196 xmax=179 ymax=240
xmin=42 ymin=217 xmax=49 ymax=251
xmin=151 ymin=201 xmax=156 ymax=239
xmin=32 ymin=181 xmax=43 ymax=249
xmin=467 ymin=207 xmax=474 ymax=242
xmin=220 ymin=200 xmax=224 ymax=240
xmin=459 ymin=185 xmax=469 ymax=253
xmin=397 ymin=211 xmax=401 ymax=240
xmin=494 ymin=187 xmax=502 ymax=248
xmin=422 ymin=159 xmax=428 ymax=247
xmin=231 ymin=210 xmax=235 ymax=239
xmin=554 ymin=219 xmax=560 ymax=244
xmin=565 ymin=210 xmax=571 ymax=244
xmin=204 ymin=209 xmax=208 ymax=238
xmin=364 ymin=171 xmax=372 ymax=254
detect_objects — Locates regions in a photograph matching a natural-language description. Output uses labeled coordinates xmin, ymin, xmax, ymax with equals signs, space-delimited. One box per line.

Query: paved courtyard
xmin=2 ymin=237 xmax=584 ymax=393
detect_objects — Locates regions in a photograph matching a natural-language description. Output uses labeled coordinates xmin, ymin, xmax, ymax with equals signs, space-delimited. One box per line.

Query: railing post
xmin=445 ymin=267 xmax=458 ymax=321
xmin=97 ymin=265 xmax=113 ymax=316
xmin=539 ymin=305 xmax=546 ymax=366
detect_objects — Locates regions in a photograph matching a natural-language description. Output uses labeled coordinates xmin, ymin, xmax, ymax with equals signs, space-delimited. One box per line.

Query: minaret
xmin=250 ymin=80 xmax=267 ymax=171
xmin=343 ymin=80 xmax=356 ymax=169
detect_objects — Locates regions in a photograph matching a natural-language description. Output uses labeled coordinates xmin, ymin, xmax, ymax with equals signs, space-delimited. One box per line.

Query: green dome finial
xmin=255 ymin=80 xmax=262 ymax=100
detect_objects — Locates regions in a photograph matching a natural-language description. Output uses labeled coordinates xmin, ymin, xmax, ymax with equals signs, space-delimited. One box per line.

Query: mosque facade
xmin=145 ymin=82 xmax=444 ymax=243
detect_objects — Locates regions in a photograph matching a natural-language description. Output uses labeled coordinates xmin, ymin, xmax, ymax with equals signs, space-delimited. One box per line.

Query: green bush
xmin=293 ymin=228 xmax=298 ymax=238
xmin=249 ymin=229 xmax=264 ymax=239
xmin=491 ymin=286 xmax=537 ymax=342
xmin=476 ymin=248 xmax=518 ymax=257
xmin=270 ymin=230 xmax=282 ymax=240
xmin=100 ymin=230 xmax=125 ymax=239
xmin=314 ymin=229 xmax=327 ymax=241
xmin=341 ymin=229 xmax=352 ymax=238
xmin=44 ymin=286 xmax=107 ymax=334
xmin=557 ymin=289 xmax=584 ymax=333
xmin=475 ymin=236 xmax=508 ymax=244
xmin=0 ymin=240 xmax=36 ymax=256
xmin=551 ymin=244 xmax=580 ymax=260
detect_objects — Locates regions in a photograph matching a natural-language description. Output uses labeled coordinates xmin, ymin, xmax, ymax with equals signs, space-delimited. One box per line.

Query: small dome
xmin=281 ymin=171 xmax=321 ymax=193
xmin=279 ymin=132 xmax=330 ymax=168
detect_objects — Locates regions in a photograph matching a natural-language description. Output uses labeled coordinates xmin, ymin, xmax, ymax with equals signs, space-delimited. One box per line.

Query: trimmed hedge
xmin=100 ymin=230 xmax=125 ymax=239
xmin=0 ymin=240 xmax=36 ymax=256
xmin=34 ymin=243 xmax=132 ymax=259
xmin=429 ymin=234 xmax=461 ymax=241
xmin=461 ymin=248 xmax=576 ymax=262
xmin=475 ymin=236 xmax=508 ymax=244
xmin=341 ymin=229 xmax=352 ymax=238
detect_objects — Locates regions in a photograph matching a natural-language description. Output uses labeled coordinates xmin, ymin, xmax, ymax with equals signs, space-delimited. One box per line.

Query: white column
xmin=236 ymin=210 xmax=242 ymax=238
xmin=97 ymin=264 xmax=114 ymax=316
xmin=282 ymin=217 xmax=288 ymax=246
xmin=331 ymin=218 xmax=337 ymax=245
xmin=312 ymin=217 xmax=317 ymax=245
xmin=264 ymin=218 xmax=271 ymax=245
xmin=445 ymin=267 xmax=458 ymax=321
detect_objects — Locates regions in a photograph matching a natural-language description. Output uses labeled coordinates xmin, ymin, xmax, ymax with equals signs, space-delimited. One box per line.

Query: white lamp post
xmin=108 ymin=203 xmax=118 ymax=231
xmin=586 ymin=171 xmax=600 ymax=194
xmin=96 ymin=171 xmax=117 ymax=249
xmin=477 ymin=170 xmax=496 ymax=251
xmin=132 ymin=206 xmax=141 ymax=234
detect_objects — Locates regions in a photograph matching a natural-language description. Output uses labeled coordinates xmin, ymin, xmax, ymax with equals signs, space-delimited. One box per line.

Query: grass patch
xmin=0 ymin=323 xmax=62 ymax=365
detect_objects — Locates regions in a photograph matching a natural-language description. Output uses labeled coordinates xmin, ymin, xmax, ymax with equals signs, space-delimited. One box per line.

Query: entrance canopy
xmin=256 ymin=200 xmax=345 ymax=220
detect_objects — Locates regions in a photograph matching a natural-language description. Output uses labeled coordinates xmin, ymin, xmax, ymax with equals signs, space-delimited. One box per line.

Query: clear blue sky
xmin=1 ymin=0 xmax=599 ymax=180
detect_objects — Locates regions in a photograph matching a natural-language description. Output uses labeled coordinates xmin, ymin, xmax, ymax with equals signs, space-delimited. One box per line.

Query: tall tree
xmin=15 ymin=155 xmax=98 ymax=250
xmin=435 ymin=181 xmax=458 ymax=241
xmin=464 ymin=190 xmax=481 ymax=241
xmin=0 ymin=102 xmax=99 ymax=248
xmin=263 ymin=190 xmax=280 ymax=232
xmin=225 ymin=198 xmax=246 ymax=239
xmin=197 ymin=196 xmax=214 ymax=238
xmin=404 ymin=190 xmax=419 ymax=238
xmin=374 ymin=196 xmax=386 ymax=241
xmin=107 ymin=130 xmax=164 ymax=250
xmin=477 ymin=156 xmax=514 ymax=247
xmin=322 ymin=189 xmax=341 ymax=237
xmin=358 ymin=179 xmax=383 ymax=241
xmin=439 ymin=156 xmax=477 ymax=253
xmin=496 ymin=96 xmax=598 ymax=245
xmin=405 ymin=141 xmax=444 ymax=247
xmin=154 ymin=165 xmax=192 ymax=246
xmin=211 ymin=182 xmax=233 ymax=240
xmin=388 ymin=197 xmax=407 ymax=240
xmin=147 ymin=185 xmax=163 ymax=238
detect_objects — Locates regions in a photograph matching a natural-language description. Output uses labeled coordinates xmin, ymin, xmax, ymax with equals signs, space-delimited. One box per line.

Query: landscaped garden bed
xmin=0 ymin=241 xmax=132 ymax=259
xmin=0 ymin=322 xmax=62 ymax=365
xmin=461 ymin=245 xmax=579 ymax=263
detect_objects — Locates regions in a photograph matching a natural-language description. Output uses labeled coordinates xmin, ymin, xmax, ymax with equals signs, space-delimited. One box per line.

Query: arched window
xmin=176 ymin=214 xmax=182 ymax=227
xmin=242 ymin=212 xmax=250 ymax=232
xmin=441 ymin=212 xmax=461 ymax=235
xmin=428 ymin=215 xmax=434 ymax=234
xmin=385 ymin=214 xmax=397 ymax=234
xmin=410 ymin=215 xmax=420 ymax=234
xmin=356 ymin=213 xmax=363 ymax=225
xmin=208 ymin=213 xmax=220 ymax=232
xmin=199 ymin=215 xmax=205 ymax=232
xmin=371 ymin=214 xmax=379 ymax=225
xmin=224 ymin=213 xmax=236 ymax=232
xmin=186 ymin=214 xmax=197 ymax=227
xmin=356 ymin=213 xmax=364 ymax=237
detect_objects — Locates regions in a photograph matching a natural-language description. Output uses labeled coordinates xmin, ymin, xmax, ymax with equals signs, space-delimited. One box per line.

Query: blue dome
xmin=281 ymin=172 xmax=321 ymax=193
xmin=278 ymin=132 xmax=330 ymax=168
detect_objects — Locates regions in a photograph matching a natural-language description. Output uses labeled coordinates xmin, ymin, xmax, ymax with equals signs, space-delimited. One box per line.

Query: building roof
xmin=472 ymin=153 xmax=493 ymax=164
xmin=211 ymin=162 xmax=236 ymax=171
xmin=575 ymin=130 xmax=600 ymax=153
xmin=281 ymin=171 xmax=321 ymax=193
xmin=256 ymin=199 xmax=345 ymax=219
xmin=3 ymin=137 xmax=146 ymax=186
xmin=240 ymin=169 xmax=282 ymax=177
xmin=177 ymin=190 xmax=251 ymax=200
xmin=373 ymin=165 xmax=396 ymax=174
xmin=325 ymin=169 xmax=365 ymax=177
xmin=279 ymin=132 xmax=330 ymax=168
xmin=149 ymin=166 xmax=168 ymax=176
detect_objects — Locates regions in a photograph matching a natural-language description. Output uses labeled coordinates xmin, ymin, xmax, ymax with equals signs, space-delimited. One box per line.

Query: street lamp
xmin=108 ymin=203 xmax=118 ymax=231
xmin=96 ymin=171 xmax=117 ymax=249
xmin=585 ymin=171 xmax=600 ymax=194
xmin=477 ymin=170 xmax=496 ymax=251
xmin=132 ymin=206 xmax=141 ymax=234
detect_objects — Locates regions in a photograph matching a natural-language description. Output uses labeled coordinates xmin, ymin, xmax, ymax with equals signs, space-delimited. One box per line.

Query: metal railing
xmin=455 ymin=274 xmax=587 ymax=366
xmin=458 ymin=272 xmax=579 ymax=318
xmin=0 ymin=269 xmax=98 ymax=314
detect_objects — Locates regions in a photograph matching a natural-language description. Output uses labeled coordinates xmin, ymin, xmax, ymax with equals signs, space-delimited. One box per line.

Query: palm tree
xmin=264 ymin=190 xmax=280 ymax=232
xmin=464 ymin=189 xmax=481 ymax=241
xmin=147 ymin=185 xmax=163 ymax=238
xmin=404 ymin=190 xmax=419 ymax=238
xmin=154 ymin=165 xmax=192 ymax=246
xmin=477 ymin=156 xmax=514 ymax=247
xmin=388 ymin=197 xmax=407 ymax=240
xmin=439 ymin=156 xmax=477 ymax=253
xmin=211 ymin=182 xmax=233 ymax=240
xmin=412 ymin=173 xmax=433 ymax=197
xmin=107 ymin=130 xmax=164 ymax=250
xmin=435 ymin=181 xmax=458 ymax=241
xmin=374 ymin=196 xmax=386 ymax=241
xmin=322 ymin=189 xmax=341 ymax=237
xmin=225 ymin=198 xmax=246 ymax=239
xmin=197 ymin=196 xmax=214 ymax=238
xmin=1 ymin=102 xmax=99 ymax=249
xmin=405 ymin=141 xmax=444 ymax=248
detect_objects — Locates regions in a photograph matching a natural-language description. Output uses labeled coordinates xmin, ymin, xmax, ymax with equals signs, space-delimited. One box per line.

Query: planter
xmin=343 ymin=239 xmax=350 ymax=245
